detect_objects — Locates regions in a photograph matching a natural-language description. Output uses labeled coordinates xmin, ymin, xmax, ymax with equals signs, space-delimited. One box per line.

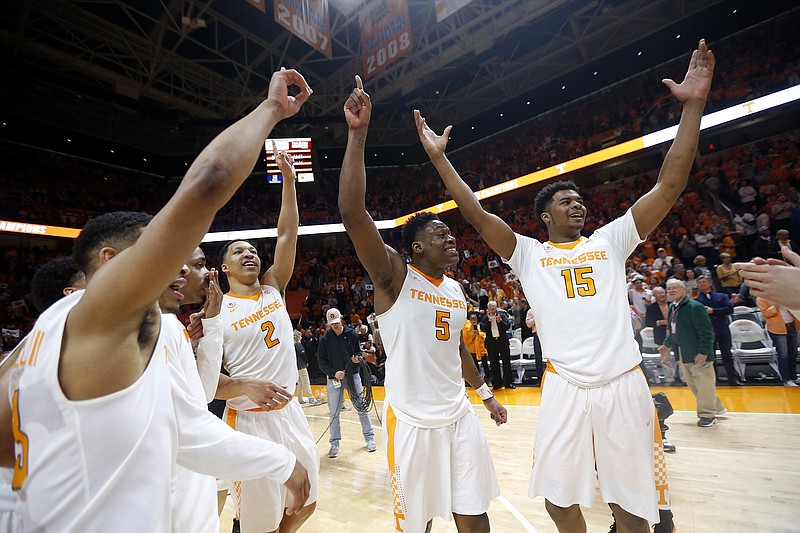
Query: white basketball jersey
xmin=504 ymin=209 xmax=643 ymax=386
xmin=222 ymin=285 xmax=298 ymax=410
xmin=380 ymin=265 xmax=471 ymax=428
xmin=162 ymin=314 xmax=218 ymax=533
xmin=10 ymin=291 xmax=177 ymax=532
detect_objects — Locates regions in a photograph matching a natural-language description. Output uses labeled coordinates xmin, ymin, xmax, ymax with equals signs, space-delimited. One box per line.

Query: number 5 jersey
xmin=380 ymin=265 xmax=470 ymax=428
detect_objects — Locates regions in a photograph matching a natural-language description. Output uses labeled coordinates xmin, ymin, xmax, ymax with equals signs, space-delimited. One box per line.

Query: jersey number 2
xmin=435 ymin=310 xmax=451 ymax=341
xmin=261 ymin=321 xmax=280 ymax=348
xmin=560 ymin=267 xmax=597 ymax=298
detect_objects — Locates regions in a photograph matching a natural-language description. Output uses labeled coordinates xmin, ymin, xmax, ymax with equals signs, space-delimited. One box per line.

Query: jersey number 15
xmin=560 ymin=267 xmax=597 ymax=298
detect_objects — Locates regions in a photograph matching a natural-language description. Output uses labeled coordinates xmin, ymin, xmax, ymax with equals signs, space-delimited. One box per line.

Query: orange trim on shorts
xmin=225 ymin=408 xmax=237 ymax=430
xmin=545 ymin=361 xmax=640 ymax=376
xmin=226 ymin=399 xmax=293 ymax=415
xmin=385 ymin=404 xmax=407 ymax=532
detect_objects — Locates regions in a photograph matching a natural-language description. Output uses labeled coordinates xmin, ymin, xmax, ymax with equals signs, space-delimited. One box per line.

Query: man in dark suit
xmin=480 ymin=300 xmax=515 ymax=390
xmin=645 ymin=286 xmax=676 ymax=385
xmin=696 ymin=276 xmax=742 ymax=385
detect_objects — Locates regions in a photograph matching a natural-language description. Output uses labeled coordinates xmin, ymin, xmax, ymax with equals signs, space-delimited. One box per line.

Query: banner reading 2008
xmin=359 ymin=0 xmax=413 ymax=78
xmin=274 ymin=0 xmax=332 ymax=58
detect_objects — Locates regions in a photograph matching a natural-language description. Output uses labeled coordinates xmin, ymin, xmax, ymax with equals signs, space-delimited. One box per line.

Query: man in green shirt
xmin=660 ymin=279 xmax=727 ymax=427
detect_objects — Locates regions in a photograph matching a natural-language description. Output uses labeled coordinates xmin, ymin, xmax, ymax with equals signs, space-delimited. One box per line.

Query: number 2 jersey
xmin=380 ymin=265 xmax=471 ymax=428
xmin=221 ymin=285 xmax=298 ymax=411
xmin=504 ymin=209 xmax=643 ymax=387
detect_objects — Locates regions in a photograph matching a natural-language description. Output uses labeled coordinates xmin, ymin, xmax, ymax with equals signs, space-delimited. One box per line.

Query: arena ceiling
xmin=0 ymin=0 xmax=795 ymax=173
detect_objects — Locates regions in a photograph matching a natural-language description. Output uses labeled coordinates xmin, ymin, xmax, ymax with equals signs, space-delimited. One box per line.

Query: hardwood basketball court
xmin=221 ymin=385 xmax=800 ymax=532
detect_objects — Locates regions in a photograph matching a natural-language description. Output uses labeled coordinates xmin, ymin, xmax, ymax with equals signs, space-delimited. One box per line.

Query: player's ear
xmin=412 ymin=241 xmax=423 ymax=254
xmin=540 ymin=211 xmax=550 ymax=224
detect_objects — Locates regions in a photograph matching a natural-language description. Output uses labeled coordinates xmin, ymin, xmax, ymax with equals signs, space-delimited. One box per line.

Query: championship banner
xmin=244 ymin=0 xmax=266 ymax=13
xmin=434 ymin=0 xmax=473 ymax=22
xmin=359 ymin=0 xmax=413 ymax=78
xmin=274 ymin=0 xmax=332 ymax=58
xmin=0 ymin=220 xmax=80 ymax=239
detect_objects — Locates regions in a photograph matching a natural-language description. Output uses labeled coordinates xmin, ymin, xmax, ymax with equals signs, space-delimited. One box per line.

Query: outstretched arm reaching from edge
xmin=414 ymin=110 xmax=516 ymax=260
xmin=64 ymin=68 xmax=312 ymax=400
xmin=631 ymin=39 xmax=715 ymax=239
xmin=338 ymin=75 xmax=407 ymax=312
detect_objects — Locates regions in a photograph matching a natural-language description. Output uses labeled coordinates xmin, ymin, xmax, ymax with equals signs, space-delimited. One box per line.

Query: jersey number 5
xmin=435 ymin=310 xmax=451 ymax=341
xmin=560 ymin=267 xmax=597 ymax=298
xmin=261 ymin=321 xmax=280 ymax=348
xmin=11 ymin=388 xmax=29 ymax=489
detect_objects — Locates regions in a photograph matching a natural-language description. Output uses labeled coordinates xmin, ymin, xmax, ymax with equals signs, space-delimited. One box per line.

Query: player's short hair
xmin=30 ymin=256 xmax=84 ymax=313
xmin=217 ymin=240 xmax=253 ymax=294
xmin=534 ymin=180 xmax=580 ymax=223
xmin=401 ymin=212 xmax=439 ymax=256
xmin=72 ymin=211 xmax=152 ymax=274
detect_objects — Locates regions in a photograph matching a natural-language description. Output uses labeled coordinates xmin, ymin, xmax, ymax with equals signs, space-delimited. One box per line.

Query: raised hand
xmin=267 ymin=67 xmax=312 ymax=120
xmin=414 ymin=109 xmax=452 ymax=160
xmin=187 ymin=310 xmax=205 ymax=343
xmin=203 ymin=268 xmax=223 ymax=319
xmin=343 ymin=75 xmax=372 ymax=130
xmin=662 ymin=39 xmax=715 ymax=104
xmin=272 ymin=140 xmax=297 ymax=182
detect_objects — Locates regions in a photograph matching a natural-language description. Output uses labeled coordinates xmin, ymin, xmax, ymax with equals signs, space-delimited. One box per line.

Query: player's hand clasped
xmin=243 ymin=378 xmax=294 ymax=411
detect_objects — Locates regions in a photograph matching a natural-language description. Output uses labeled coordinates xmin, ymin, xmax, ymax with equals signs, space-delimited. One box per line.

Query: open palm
xmin=663 ymin=39 xmax=715 ymax=103
xmin=414 ymin=109 xmax=452 ymax=158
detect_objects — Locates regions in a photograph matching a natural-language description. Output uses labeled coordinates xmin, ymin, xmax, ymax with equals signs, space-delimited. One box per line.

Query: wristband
xmin=476 ymin=383 xmax=494 ymax=401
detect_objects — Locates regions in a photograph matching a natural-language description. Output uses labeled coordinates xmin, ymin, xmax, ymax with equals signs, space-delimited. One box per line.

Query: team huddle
xmin=0 ymin=40 xmax=714 ymax=533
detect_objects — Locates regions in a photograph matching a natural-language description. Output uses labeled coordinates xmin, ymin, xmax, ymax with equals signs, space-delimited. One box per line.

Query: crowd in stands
xmin=2 ymin=12 xmax=798 ymax=232
xmin=3 ymin=13 xmax=799 ymax=383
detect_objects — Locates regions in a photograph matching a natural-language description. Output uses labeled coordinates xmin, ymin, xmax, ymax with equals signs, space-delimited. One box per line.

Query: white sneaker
xmin=327 ymin=444 xmax=339 ymax=458
xmin=298 ymin=398 xmax=307 ymax=404
xmin=308 ymin=398 xmax=320 ymax=405
xmin=785 ymin=381 xmax=799 ymax=387
xmin=366 ymin=439 xmax=377 ymax=452
xmin=341 ymin=403 xmax=352 ymax=411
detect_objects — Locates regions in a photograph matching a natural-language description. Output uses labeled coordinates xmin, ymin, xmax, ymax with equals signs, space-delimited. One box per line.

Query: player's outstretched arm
xmin=736 ymin=246 xmax=800 ymax=312
xmin=631 ymin=40 xmax=714 ymax=239
xmin=76 ymin=69 xmax=312 ymax=326
xmin=414 ymin=110 xmax=516 ymax=260
xmin=338 ymin=76 xmax=406 ymax=303
xmin=262 ymin=141 xmax=299 ymax=295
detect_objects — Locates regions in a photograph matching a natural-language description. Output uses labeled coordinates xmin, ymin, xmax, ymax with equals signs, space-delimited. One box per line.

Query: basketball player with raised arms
xmin=339 ymin=75 xmax=508 ymax=533
xmin=215 ymin=144 xmax=319 ymax=533
xmin=417 ymin=40 xmax=714 ymax=532
xmin=3 ymin=67 xmax=312 ymax=532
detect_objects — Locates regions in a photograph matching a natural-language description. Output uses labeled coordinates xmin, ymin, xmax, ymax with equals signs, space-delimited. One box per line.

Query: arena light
xmin=6 ymin=84 xmax=799 ymax=242
xmin=200 ymin=220 xmax=396 ymax=242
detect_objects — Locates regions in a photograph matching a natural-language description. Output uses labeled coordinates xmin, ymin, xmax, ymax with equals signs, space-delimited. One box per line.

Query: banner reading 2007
xmin=359 ymin=0 xmax=413 ymax=78
xmin=274 ymin=0 xmax=332 ymax=58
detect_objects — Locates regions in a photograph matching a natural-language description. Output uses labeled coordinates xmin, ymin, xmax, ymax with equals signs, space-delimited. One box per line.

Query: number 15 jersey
xmin=504 ymin=210 xmax=643 ymax=387
xmin=380 ymin=265 xmax=470 ymax=429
